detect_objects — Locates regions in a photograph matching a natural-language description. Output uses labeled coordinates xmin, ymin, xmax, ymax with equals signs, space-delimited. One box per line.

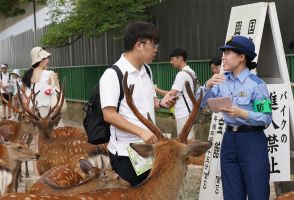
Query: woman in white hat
xmin=22 ymin=47 xmax=64 ymax=175
xmin=22 ymin=47 xmax=64 ymax=125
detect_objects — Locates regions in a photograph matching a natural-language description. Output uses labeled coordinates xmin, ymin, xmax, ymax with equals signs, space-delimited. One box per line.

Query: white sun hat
xmin=10 ymin=69 xmax=21 ymax=77
xmin=0 ymin=64 xmax=8 ymax=68
xmin=31 ymin=47 xmax=51 ymax=66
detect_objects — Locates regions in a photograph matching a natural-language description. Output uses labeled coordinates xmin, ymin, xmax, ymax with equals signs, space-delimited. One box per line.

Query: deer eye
xmin=17 ymin=146 xmax=23 ymax=150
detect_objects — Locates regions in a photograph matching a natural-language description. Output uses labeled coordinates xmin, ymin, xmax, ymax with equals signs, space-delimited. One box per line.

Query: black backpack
xmin=83 ymin=64 xmax=151 ymax=145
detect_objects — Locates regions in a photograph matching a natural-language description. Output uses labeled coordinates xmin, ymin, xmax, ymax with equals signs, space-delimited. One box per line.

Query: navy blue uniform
xmin=200 ymin=68 xmax=272 ymax=200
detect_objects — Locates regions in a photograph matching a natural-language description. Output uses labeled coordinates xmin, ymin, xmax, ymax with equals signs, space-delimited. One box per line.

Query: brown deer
xmin=276 ymin=191 xmax=294 ymax=200
xmin=0 ymin=135 xmax=40 ymax=194
xmin=17 ymin=83 xmax=110 ymax=175
xmin=0 ymin=72 xmax=211 ymax=200
xmin=29 ymin=159 xmax=129 ymax=195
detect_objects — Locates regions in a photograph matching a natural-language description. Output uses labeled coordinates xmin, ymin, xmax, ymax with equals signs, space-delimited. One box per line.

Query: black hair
xmin=22 ymin=61 xmax=41 ymax=88
xmin=123 ymin=21 xmax=160 ymax=51
xmin=209 ymin=57 xmax=221 ymax=66
xmin=169 ymin=48 xmax=188 ymax=61
xmin=2 ymin=64 xmax=8 ymax=68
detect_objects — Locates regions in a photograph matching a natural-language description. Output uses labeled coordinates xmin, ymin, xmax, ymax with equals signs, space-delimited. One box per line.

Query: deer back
xmin=29 ymin=159 xmax=129 ymax=195
xmin=51 ymin=126 xmax=87 ymax=139
xmin=276 ymin=191 xmax=294 ymax=200
xmin=0 ymin=120 xmax=36 ymax=144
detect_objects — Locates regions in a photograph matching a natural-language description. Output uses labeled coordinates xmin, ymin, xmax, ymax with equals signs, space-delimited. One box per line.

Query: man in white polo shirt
xmin=155 ymin=48 xmax=198 ymax=139
xmin=99 ymin=21 xmax=174 ymax=186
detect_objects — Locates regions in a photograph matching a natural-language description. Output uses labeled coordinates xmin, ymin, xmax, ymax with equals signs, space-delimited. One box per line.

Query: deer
xmin=17 ymin=83 xmax=110 ymax=176
xmin=0 ymin=135 xmax=40 ymax=194
xmin=29 ymin=158 xmax=130 ymax=195
xmin=0 ymin=72 xmax=212 ymax=200
xmin=276 ymin=191 xmax=294 ymax=200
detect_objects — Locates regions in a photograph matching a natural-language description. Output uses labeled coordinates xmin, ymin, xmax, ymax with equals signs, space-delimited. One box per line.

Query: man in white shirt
xmin=100 ymin=21 xmax=174 ymax=186
xmin=0 ymin=64 xmax=13 ymax=119
xmin=155 ymin=48 xmax=198 ymax=139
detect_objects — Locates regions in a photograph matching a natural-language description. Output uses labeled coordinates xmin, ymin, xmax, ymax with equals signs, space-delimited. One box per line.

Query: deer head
xmin=17 ymin=82 xmax=64 ymax=136
xmin=0 ymin=135 xmax=39 ymax=163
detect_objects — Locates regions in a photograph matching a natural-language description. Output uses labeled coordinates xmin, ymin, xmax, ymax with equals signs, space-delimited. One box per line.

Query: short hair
xmin=209 ymin=57 xmax=222 ymax=66
xmin=123 ymin=21 xmax=160 ymax=51
xmin=169 ymin=48 xmax=188 ymax=61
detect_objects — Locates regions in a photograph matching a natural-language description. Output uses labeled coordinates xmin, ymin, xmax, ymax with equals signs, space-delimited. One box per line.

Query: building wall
xmin=0 ymin=4 xmax=47 ymax=41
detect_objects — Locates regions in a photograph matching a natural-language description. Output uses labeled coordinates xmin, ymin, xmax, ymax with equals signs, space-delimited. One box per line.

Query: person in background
xmin=22 ymin=47 xmax=63 ymax=126
xmin=209 ymin=57 xmax=222 ymax=75
xmin=10 ymin=69 xmax=22 ymax=119
xmin=0 ymin=64 xmax=13 ymax=120
xmin=155 ymin=48 xmax=199 ymax=139
xmin=100 ymin=21 xmax=175 ymax=187
xmin=22 ymin=47 xmax=64 ymax=176
xmin=199 ymin=35 xmax=272 ymax=200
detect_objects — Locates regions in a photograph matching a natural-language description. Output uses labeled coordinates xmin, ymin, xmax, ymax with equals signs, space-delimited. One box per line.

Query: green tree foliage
xmin=0 ymin=0 xmax=46 ymax=17
xmin=42 ymin=0 xmax=160 ymax=47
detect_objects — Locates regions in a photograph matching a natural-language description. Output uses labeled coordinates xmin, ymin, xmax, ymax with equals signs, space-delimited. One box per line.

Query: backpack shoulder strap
xmin=143 ymin=64 xmax=151 ymax=79
xmin=182 ymin=70 xmax=200 ymax=93
xmin=110 ymin=65 xmax=124 ymax=111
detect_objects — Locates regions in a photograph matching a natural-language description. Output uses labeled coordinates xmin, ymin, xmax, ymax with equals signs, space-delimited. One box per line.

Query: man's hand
xmin=140 ymin=130 xmax=158 ymax=144
xmin=160 ymin=91 xmax=177 ymax=108
xmin=220 ymin=106 xmax=248 ymax=119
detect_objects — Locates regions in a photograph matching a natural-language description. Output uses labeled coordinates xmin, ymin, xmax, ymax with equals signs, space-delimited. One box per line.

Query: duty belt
xmin=226 ymin=125 xmax=265 ymax=132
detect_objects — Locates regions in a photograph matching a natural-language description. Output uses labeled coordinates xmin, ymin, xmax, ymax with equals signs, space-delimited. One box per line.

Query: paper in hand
xmin=207 ymin=97 xmax=232 ymax=112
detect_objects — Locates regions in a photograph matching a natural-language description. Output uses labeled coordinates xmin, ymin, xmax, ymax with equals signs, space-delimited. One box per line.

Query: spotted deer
xmin=276 ymin=191 xmax=294 ymax=200
xmin=0 ymin=135 xmax=40 ymax=194
xmin=17 ymin=83 xmax=110 ymax=176
xmin=0 ymin=72 xmax=211 ymax=200
xmin=29 ymin=159 xmax=129 ymax=195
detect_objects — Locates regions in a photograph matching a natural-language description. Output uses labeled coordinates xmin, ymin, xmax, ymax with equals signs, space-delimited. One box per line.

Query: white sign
xmin=265 ymin=84 xmax=290 ymax=181
xmin=199 ymin=113 xmax=224 ymax=200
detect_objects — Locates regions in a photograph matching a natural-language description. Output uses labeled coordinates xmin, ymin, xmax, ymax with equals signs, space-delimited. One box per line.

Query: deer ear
xmin=182 ymin=140 xmax=212 ymax=158
xmin=79 ymin=159 xmax=93 ymax=175
xmin=130 ymin=143 xmax=154 ymax=158
xmin=0 ymin=135 xmax=5 ymax=144
xmin=21 ymin=134 xmax=33 ymax=146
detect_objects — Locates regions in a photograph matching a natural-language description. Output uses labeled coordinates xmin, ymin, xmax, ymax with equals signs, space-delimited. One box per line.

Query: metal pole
xmin=33 ymin=0 xmax=37 ymax=31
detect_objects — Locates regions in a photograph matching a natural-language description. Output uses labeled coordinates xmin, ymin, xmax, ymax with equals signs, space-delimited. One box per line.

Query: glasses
xmin=139 ymin=41 xmax=159 ymax=49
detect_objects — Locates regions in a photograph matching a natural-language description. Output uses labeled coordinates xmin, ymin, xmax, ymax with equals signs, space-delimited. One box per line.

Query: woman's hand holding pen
xmin=206 ymin=74 xmax=226 ymax=89
xmin=220 ymin=106 xmax=248 ymax=119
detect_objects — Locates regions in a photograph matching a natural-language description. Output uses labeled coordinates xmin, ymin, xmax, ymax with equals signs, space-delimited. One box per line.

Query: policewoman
xmin=201 ymin=35 xmax=272 ymax=200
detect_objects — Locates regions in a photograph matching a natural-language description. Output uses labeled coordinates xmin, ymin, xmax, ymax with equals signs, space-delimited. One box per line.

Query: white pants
xmin=176 ymin=115 xmax=195 ymax=140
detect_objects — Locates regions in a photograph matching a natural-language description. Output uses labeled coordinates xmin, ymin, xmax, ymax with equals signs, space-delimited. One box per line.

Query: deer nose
xmin=35 ymin=154 xmax=40 ymax=159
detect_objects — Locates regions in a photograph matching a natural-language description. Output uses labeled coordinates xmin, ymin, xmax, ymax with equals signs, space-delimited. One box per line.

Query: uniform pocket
xmin=237 ymin=96 xmax=250 ymax=105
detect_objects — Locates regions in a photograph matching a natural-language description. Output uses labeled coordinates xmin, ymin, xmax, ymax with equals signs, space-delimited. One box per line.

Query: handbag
xmin=49 ymin=71 xmax=67 ymax=113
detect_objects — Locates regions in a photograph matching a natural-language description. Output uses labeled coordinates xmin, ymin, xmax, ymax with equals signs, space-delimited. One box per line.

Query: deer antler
xmin=46 ymin=80 xmax=65 ymax=120
xmin=122 ymin=72 xmax=167 ymax=142
xmin=178 ymin=82 xmax=203 ymax=144
xmin=16 ymin=83 xmax=40 ymax=121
